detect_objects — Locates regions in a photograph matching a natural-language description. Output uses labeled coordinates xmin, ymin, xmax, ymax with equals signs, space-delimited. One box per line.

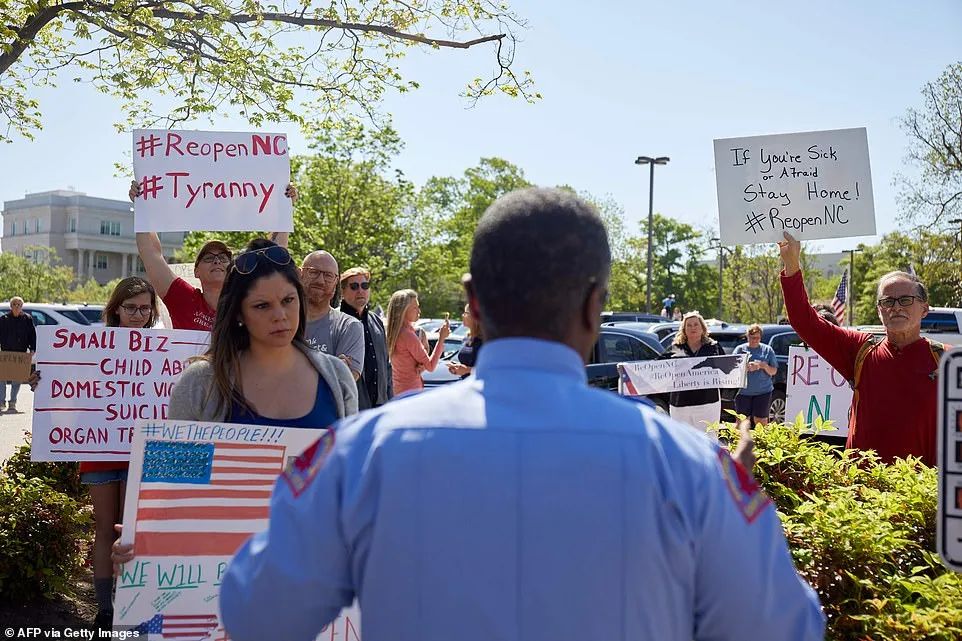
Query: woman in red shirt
xmin=386 ymin=290 xmax=450 ymax=395
xmin=81 ymin=277 xmax=159 ymax=627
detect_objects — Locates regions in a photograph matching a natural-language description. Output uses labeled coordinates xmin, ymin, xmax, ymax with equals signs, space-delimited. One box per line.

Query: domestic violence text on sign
xmin=30 ymin=326 xmax=208 ymax=461
xmin=714 ymin=127 xmax=876 ymax=245
xmin=132 ymin=129 xmax=294 ymax=233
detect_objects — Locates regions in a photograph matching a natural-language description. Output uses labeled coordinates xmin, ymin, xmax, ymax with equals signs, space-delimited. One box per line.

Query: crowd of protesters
xmin=4 ymin=175 xmax=952 ymax=638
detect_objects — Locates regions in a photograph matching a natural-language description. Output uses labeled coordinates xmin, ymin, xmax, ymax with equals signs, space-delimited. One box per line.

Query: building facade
xmin=1 ymin=190 xmax=185 ymax=284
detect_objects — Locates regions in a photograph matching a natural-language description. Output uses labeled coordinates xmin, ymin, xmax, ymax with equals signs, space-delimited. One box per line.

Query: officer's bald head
xmin=469 ymin=187 xmax=610 ymax=343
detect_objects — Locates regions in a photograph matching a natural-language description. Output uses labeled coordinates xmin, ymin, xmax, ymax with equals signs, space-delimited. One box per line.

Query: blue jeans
xmin=0 ymin=381 xmax=20 ymax=405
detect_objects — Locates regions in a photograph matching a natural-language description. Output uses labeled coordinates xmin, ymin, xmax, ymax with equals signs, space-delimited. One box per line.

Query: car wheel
xmin=769 ymin=390 xmax=786 ymax=424
xmin=651 ymin=397 xmax=670 ymax=415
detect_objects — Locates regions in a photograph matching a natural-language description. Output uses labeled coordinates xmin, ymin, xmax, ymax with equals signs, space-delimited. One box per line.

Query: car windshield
xmin=78 ymin=308 xmax=103 ymax=323
xmin=56 ymin=309 xmax=91 ymax=325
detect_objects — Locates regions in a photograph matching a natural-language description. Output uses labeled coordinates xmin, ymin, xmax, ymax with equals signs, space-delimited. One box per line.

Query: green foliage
xmin=64 ymin=278 xmax=122 ymax=305
xmin=1 ymin=0 xmax=536 ymax=143
xmin=852 ymin=230 xmax=962 ymax=324
xmin=722 ymin=419 xmax=962 ymax=640
xmin=0 ymin=246 xmax=74 ymax=303
xmin=2 ymin=436 xmax=86 ymax=501
xmin=0 ymin=473 xmax=90 ymax=601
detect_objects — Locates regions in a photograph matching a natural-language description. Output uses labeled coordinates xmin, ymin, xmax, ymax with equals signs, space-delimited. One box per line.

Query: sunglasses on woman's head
xmin=346 ymin=281 xmax=370 ymax=291
xmin=233 ymin=246 xmax=292 ymax=275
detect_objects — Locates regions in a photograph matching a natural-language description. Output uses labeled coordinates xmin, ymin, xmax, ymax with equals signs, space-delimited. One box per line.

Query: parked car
xmin=601 ymin=311 xmax=665 ymax=323
xmin=422 ymin=326 xmax=669 ymax=411
xmin=699 ymin=324 xmax=804 ymax=423
xmin=77 ymin=304 xmax=106 ymax=326
xmin=0 ymin=302 xmax=92 ymax=327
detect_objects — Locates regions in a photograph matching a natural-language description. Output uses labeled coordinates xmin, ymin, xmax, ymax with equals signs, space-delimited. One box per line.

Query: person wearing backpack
xmin=778 ymin=232 xmax=945 ymax=466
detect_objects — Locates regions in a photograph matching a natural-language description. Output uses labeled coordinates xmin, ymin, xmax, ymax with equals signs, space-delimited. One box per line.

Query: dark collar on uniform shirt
xmin=473 ymin=337 xmax=586 ymax=382
xmin=339 ymin=300 xmax=367 ymax=320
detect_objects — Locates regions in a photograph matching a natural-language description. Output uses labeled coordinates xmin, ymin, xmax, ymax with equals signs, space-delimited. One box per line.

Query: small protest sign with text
xmin=133 ymin=129 xmax=293 ymax=232
xmin=30 ymin=326 xmax=208 ymax=461
xmin=714 ymin=127 xmax=876 ymax=245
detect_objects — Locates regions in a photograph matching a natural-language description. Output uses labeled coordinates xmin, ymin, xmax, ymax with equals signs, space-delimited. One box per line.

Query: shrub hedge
xmin=724 ymin=418 xmax=962 ymax=641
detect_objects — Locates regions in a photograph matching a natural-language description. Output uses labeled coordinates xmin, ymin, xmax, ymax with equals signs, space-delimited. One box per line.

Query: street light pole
xmin=710 ymin=237 xmax=730 ymax=320
xmin=635 ymin=155 xmax=670 ymax=314
xmin=844 ymin=247 xmax=863 ymax=326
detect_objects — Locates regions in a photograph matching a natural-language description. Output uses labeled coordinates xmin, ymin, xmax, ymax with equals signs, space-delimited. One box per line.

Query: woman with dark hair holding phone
xmin=167 ymin=238 xmax=357 ymax=425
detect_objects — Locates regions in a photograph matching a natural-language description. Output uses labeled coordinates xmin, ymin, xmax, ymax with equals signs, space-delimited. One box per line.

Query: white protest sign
xmin=31 ymin=326 xmax=208 ymax=461
xmin=133 ymin=129 xmax=293 ymax=232
xmin=937 ymin=348 xmax=962 ymax=572
xmin=714 ymin=127 xmax=876 ymax=244
xmin=784 ymin=346 xmax=851 ymax=437
xmin=618 ymin=354 xmax=747 ymax=396
xmin=115 ymin=420 xmax=362 ymax=638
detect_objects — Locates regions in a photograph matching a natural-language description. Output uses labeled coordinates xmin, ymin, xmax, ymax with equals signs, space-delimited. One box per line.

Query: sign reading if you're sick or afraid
xmin=714 ymin=127 xmax=876 ymax=245
xmin=30 ymin=326 xmax=208 ymax=461
xmin=132 ymin=129 xmax=294 ymax=232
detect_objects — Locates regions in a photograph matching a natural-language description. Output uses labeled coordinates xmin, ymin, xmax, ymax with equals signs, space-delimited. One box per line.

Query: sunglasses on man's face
xmin=200 ymin=252 xmax=232 ymax=265
xmin=346 ymin=281 xmax=370 ymax=291
xmin=233 ymin=246 xmax=292 ymax=275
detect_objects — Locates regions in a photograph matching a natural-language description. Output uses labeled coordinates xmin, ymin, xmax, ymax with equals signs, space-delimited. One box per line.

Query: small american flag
xmin=135 ymin=440 xmax=286 ymax=556
xmin=832 ymin=271 xmax=848 ymax=325
xmin=135 ymin=613 xmax=218 ymax=640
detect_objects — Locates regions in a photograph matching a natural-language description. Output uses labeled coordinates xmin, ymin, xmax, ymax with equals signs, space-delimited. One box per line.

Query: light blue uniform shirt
xmin=733 ymin=342 xmax=779 ymax=395
xmin=220 ymin=338 xmax=824 ymax=641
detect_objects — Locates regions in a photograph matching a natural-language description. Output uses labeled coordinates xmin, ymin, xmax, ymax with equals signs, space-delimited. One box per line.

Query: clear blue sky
xmin=1 ymin=0 xmax=960 ymax=254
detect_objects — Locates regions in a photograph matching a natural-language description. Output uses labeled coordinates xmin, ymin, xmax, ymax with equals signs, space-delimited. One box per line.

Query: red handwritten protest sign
xmin=132 ymin=129 xmax=293 ymax=232
xmin=30 ymin=326 xmax=208 ymax=461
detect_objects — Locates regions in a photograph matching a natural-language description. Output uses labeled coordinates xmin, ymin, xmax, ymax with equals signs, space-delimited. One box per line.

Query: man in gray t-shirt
xmin=304 ymin=307 xmax=364 ymax=374
xmin=299 ymin=250 xmax=364 ymax=379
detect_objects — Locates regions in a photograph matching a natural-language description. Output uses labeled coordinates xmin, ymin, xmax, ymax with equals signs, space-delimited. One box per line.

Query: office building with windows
xmin=1 ymin=190 xmax=185 ymax=283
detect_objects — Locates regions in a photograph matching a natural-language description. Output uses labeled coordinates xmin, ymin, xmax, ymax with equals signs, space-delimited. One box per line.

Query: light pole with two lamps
xmin=635 ymin=155 xmax=670 ymax=314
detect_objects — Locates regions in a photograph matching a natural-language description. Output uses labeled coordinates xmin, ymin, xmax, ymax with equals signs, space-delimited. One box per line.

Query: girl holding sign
xmin=74 ymin=277 xmax=159 ymax=628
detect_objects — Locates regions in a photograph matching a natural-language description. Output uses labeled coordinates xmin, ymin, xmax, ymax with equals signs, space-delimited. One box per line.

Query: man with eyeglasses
xmin=299 ymin=251 xmax=364 ymax=380
xmin=0 ymin=297 xmax=36 ymax=413
xmin=130 ymin=180 xmax=295 ymax=331
xmin=338 ymin=267 xmax=392 ymax=409
xmin=778 ymin=232 xmax=946 ymax=466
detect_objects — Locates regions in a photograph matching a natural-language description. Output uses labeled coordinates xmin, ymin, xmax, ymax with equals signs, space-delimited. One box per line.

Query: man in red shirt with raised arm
xmin=778 ymin=232 xmax=945 ymax=466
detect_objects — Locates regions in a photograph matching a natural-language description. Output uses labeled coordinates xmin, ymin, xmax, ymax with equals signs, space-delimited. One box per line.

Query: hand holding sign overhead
xmin=714 ymin=127 xmax=876 ymax=245
xmin=132 ymin=129 xmax=294 ymax=233
xmin=777 ymin=231 xmax=802 ymax=276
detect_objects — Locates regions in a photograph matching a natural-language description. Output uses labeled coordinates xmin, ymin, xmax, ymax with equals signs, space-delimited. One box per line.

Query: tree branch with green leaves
xmin=0 ymin=0 xmax=538 ymax=142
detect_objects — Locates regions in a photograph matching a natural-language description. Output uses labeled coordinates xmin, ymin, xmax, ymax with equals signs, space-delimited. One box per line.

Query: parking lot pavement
xmin=0 ymin=387 xmax=33 ymax=464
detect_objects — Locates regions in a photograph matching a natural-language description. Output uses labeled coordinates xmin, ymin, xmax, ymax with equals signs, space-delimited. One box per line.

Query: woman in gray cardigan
xmin=168 ymin=238 xmax=357 ymax=425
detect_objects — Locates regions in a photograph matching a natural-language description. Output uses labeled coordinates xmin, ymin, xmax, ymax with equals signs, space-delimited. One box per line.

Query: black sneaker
xmin=94 ymin=609 xmax=114 ymax=630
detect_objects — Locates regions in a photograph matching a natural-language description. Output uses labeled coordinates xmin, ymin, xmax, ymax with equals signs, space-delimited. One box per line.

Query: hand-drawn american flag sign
xmin=135 ymin=613 xmax=219 ymax=641
xmin=135 ymin=440 xmax=286 ymax=556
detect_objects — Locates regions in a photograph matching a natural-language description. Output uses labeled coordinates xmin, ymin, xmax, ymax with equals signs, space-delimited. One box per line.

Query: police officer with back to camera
xmin=219 ymin=187 xmax=825 ymax=641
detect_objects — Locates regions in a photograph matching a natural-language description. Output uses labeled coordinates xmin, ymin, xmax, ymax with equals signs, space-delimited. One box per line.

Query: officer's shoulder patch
xmin=717 ymin=449 xmax=771 ymax=524
xmin=282 ymin=429 xmax=335 ymax=498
